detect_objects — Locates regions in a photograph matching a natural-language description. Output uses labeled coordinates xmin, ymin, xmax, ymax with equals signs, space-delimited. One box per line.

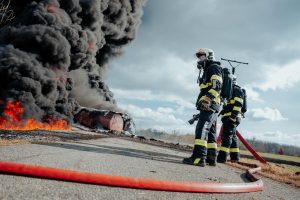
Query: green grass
xmin=240 ymin=150 xmax=300 ymax=163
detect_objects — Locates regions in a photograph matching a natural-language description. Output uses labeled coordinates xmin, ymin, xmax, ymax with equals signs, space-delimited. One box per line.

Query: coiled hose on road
xmin=0 ymin=160 xmax=263 ymax=193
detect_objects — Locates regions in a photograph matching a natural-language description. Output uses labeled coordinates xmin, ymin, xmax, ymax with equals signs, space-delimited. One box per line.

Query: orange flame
xmin=0 ymin=100 xmax=70 ymax=130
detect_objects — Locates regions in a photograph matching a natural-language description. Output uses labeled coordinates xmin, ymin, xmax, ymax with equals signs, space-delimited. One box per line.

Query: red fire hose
xmin=236 ymin=130 xmax=267 ymax=164
xmin=0 ymin=160 xmax=263 ymax=193
xmin=217 ymin=125 xmax=267 ymax=164
xmin=216 ymin=125 xmax=223 ymax=144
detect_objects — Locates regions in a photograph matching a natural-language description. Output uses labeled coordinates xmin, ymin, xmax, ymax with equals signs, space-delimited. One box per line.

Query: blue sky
xmin=106 ymin=0 xmax=300 ymax=147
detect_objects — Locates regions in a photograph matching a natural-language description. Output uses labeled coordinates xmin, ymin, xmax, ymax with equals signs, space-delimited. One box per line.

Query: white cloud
xmin=107 ymin=52 xmax=205 ymax=134
xmin=242 ymin=130 xmax=300 ymax=147
xmin=111 ymin=88 xmax=195 ymax=109
xmin=120 ymin=104 xmax=182 ymax=124
xmin=248 ymin=107 xmax=287 ymax=122
xmin=243 ymin=86 xmax=264 ymax=102
xmin=119 ymin=104 xmax=195 ymax=134
xmin=157 ymin=107 xmax=174 ymax=114
xmin=108 ymin=52 xmax=199 ymax=109
xmin=257 ymin=59 xmax=300 ymax=91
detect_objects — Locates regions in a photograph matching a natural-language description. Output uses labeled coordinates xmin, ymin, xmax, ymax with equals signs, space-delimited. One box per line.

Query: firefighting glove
xmin=197 ymin=95 xmax=211 ymax=111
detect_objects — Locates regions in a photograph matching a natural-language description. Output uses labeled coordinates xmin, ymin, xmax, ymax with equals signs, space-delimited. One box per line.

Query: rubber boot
xmin=182 ymin=145 xmax=206 ymax=167
xmin=183 ymin=156 xmax=205 ymax=167
xmin=230 ymin=152 xmax=240 ymax=163
xmin=206 ymin=149 xmax=217 ymax=166
xmin=217 ymin=151 xmax=228 ymax=163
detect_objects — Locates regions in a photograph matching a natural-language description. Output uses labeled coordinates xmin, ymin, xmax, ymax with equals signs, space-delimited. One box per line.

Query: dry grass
xmin=163 ymin=133 xmax=194 ymax=144
xmin=240 ymin=150 xmax=300 ymax=163
xmin=0 ymin=138 xmax=31 ymax=146
xmin=227 ymin=158 xmax=300 ymax=187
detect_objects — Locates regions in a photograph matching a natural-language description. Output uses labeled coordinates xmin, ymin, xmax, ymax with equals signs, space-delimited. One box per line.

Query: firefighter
xmin=217 ymin=77 xmax=247 ymax=163
xmin=183 ymin=48 xmax=223 ymax=167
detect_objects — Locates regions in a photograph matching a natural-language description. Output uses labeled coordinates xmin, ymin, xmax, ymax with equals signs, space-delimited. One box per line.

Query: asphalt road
xmin=0 ymin=135 xmax=299 ymax=200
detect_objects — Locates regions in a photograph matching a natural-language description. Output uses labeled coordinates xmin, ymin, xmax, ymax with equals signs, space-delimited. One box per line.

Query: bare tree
xmin=0 ymin=0 xmax=14 ymax=26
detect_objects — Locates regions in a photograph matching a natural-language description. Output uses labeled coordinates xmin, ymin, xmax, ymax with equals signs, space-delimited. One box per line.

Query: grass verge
xmin=240 ymin=150 xmax=300 ymax=163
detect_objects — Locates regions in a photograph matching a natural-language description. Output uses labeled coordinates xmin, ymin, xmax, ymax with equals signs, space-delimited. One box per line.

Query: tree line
xmin=137 ymin=128 xmax=300 ymax=157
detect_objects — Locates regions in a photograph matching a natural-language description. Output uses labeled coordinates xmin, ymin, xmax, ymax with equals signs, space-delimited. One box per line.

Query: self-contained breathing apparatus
xmin=221 ymin=58 xmax=248 ymax=116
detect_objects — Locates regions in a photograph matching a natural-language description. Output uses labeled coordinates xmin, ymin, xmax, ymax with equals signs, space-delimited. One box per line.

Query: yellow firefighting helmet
xmin=195 ymin=48 xmax=215 ymax=60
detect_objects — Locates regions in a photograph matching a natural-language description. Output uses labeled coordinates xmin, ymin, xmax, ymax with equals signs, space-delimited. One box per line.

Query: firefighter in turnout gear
xmin=217 ymin=77 xmax=247 ymax=163
xmin=183 ymin=48 xmax=223 ymax=167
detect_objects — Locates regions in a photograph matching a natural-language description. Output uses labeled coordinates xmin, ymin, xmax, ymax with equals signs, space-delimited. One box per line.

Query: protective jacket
xmin=196 ymin=61 xmax=223 ymax=109
xmin=221 ymin=84 xmax=245 ymax=123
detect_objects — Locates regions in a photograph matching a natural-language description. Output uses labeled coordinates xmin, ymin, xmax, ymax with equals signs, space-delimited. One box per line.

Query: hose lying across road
xmin=0 ymin=160 xmax=263 ymax=193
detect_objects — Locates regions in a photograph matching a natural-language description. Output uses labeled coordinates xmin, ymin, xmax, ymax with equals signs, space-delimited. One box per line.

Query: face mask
xmin=199 ymin=55 xmax=206 ymax=61
xmin=197 ymin=60 xmax=205 ymax=69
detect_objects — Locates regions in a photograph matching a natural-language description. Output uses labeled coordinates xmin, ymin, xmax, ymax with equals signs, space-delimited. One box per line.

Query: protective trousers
xmin=192 ymin=110 xmax=218 ymax=163
xmin=230 ymin=131 xmax=239 ymax=161
xmin=217 ymin=121 xmax=239 ymax=162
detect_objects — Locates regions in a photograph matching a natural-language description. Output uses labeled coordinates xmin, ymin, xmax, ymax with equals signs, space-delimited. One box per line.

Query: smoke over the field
xmin=0 ymin=0 xmax=145 ymax=121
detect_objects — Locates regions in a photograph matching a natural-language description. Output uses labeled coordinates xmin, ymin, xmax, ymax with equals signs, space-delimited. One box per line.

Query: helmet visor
xmin=196 ymin=52 xmax=206 ymax=58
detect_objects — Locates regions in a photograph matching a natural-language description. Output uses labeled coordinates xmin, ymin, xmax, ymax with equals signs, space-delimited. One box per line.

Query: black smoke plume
xmin=0 ymin=0 xmax=144 ymax=121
